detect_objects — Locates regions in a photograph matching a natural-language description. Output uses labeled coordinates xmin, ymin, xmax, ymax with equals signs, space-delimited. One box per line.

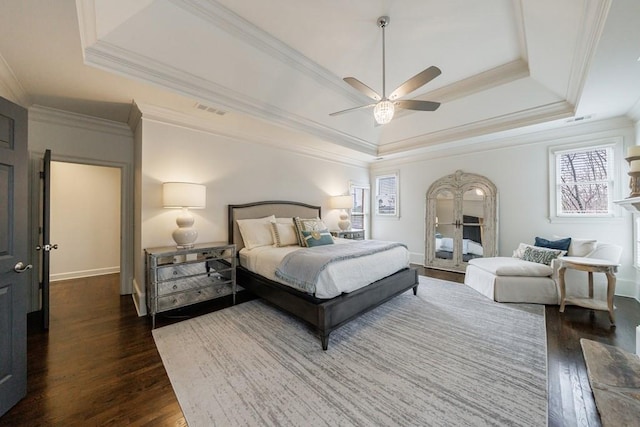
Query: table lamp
xmin=163 ymin=182 xmax=206 ymax=248
xmin=331 ymin=195 xmax=354 ymax=231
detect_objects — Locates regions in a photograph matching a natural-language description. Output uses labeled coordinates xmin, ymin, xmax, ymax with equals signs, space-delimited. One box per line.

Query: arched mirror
xmin=426 ymin=170 xmax=497 ymax=272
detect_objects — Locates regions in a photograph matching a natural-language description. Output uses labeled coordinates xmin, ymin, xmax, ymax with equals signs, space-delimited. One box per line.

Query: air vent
xmin=194 ymin=102 xmax=227 ymax=116
xmin=566 ymin=115 xmax=593 ymax=123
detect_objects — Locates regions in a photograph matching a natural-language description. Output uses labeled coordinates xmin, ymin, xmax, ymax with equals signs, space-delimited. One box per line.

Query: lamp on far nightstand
xmin=163 ymin=182 xmax=206 ymax=248
xmin=331 ymin=195 xmax=354 ymax=231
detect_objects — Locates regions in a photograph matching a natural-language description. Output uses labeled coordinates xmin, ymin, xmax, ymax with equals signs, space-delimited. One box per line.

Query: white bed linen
xmin=239 ymin=238 xmax=410 ymax=299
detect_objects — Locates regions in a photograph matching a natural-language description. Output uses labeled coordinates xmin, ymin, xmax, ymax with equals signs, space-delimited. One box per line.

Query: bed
xmin=228 ymin=200 xmax=419 ymax=350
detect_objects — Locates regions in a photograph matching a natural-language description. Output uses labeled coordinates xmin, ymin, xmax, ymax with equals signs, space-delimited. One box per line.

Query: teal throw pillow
xmin=535 ymin=236 xmax=571 ymax=251
xmin=301 ymin=230 xmax=334 ymax=247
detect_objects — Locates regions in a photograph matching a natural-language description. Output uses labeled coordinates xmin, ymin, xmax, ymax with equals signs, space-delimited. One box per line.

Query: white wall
xmin=49 ymin=161 xmax=121 ymax=281
xmin=133 ymin=116 xmax=369 ymax=313
xmin=372 ymin=117 xmax=638 ymax=298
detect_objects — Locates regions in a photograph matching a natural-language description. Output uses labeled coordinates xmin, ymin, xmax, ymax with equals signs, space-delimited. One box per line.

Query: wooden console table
xmin=558 ymin=257 xmax=619 ymax=324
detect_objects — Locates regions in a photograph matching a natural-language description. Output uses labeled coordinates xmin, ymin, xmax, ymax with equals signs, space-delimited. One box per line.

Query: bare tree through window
xmin=558 ymin=147 xmax=611 ymax=214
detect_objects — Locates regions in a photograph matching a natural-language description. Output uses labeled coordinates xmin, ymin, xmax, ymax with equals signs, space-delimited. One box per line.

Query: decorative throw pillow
xmin=293 ymin=217 xmax=329 ymax=247
xmin=535 ymin=236 xmax=571 ymax=251
xmin=513 ymin=243 xmax=566 ymax=259
xmin=301 ymin=230 xmax=334 ymax=247
xmin=522 ymin=246 xmax=563 ymax=265
xmin=553 ymin=235 xmax=597 ymax=257
xmin=236 ymin=215 xmax=276 ymax=250
xmin=269 ymin=221 xmax=298 ymax=247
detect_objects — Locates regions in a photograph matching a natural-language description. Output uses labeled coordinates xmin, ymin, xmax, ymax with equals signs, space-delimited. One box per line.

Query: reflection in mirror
xmin=434 ymin=190 xmax=454 ymax=260
xmin=462 ymin=188 xmax=485 ymax=260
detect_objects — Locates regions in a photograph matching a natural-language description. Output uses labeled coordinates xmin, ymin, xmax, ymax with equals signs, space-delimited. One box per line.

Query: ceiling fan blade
xmin=343 ymin=77 xmax=382 ymax=101
xmin=329 ymin=103 xmax=376 ymax=116
xmin=389 ymin=66 xmax=442 ymax=100
xmin=395 ymin=100 xmax=441 ymax=112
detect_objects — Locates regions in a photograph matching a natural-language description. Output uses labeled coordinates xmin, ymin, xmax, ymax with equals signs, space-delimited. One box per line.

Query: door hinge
xmin=39 ymin=171 xmax=44 ymax=179
xmin=38 ymin=282 xmax=43 ymax=289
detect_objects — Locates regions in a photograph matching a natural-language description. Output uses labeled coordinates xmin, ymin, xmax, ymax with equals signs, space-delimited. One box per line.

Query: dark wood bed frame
xmin=228 ymin=200 xmax=419 ymax=350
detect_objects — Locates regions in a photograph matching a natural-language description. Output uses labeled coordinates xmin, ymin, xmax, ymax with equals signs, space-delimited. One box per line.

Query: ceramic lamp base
xmin=338 ymin=210 xmax=351 ymax=231
xmin=172 ymin=208 xmax=198 ymax=248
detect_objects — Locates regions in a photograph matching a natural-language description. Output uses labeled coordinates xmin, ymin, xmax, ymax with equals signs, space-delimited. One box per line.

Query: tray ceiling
xmin=1 ymin=0 xmax=639 ymax=163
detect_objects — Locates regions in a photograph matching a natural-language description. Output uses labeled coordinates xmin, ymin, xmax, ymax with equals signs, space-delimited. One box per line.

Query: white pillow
xmin=467 ymin=240 xmax=484 ymax=256
xmin=553 ymin=235 xmax=597 ymax=257
xmin=237 ymin=215 xmax=276 ymax=250
xmin=513 ymin=242 xmax=566 ymax=259
xmin=270 ymin=221 xmax=298 ymax=247
xmin=440 ymin=237 xmax=454 ymax=251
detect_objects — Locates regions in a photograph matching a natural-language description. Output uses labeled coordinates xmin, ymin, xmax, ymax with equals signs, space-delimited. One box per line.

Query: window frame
xmin=349 ymin=181 xmax=370 ymax=236
xmin=548 ymin=137 xmax=623 ymax=223
xmin=374 ymin=171 xmax=399 ymax=218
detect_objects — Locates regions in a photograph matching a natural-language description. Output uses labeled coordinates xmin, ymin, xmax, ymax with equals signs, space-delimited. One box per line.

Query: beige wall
xmin=132 ymin=117 xmax=369 ymax=314
xmin=49 ymin=161 xmax=121 ymax=281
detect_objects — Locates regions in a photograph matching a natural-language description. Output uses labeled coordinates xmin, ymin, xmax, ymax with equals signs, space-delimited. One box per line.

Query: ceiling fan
xmin=330 ymin=16 xmax=442 ymax=125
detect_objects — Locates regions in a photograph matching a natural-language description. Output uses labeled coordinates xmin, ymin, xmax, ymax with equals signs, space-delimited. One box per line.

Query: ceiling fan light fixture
xmin=374 ymin=100 xmax=395 ymax=124
xmin=330 ymin=16 xmax=441 ymax=123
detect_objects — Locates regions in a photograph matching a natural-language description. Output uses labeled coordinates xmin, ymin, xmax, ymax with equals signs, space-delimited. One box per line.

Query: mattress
xmin=239 ymin=238 xmax=410 ymax=299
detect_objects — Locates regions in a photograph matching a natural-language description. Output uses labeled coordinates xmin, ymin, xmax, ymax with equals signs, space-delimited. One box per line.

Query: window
xmin=550 ymin=141 xmax=619 ymax=219
xmin=375 ymin=172 xmax=399 ymax=217
xmin=349 ymin=184 xmax=368 ymax=232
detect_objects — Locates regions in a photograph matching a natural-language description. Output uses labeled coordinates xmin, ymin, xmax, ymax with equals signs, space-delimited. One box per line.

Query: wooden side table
xmin=558 ymin=257 xmax=619 ymax=324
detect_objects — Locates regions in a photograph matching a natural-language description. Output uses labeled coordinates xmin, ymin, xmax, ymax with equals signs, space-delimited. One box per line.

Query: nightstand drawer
xmin=348 ymin=230 xmax=365 ymax=239
xmin=156 ymin=263 xmax=207 ymax=281
xmin=157 ymin=274 xmax=231 ymax=295
xmin=156 ymin=282 xmax=234 ymax=311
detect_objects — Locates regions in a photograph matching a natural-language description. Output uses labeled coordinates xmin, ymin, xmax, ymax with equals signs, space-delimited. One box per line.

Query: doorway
xmin=49 ymin=161 xmax=121 ymax=282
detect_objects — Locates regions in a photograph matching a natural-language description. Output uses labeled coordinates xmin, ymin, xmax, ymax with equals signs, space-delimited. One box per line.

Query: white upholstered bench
xmin=464 ymin=240 xmax=622 ymax=305
xmin=464 ymin=257 xmax=559 ymax=304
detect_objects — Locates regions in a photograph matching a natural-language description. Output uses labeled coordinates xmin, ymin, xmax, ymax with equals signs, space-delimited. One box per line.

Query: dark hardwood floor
xmin=1 ymin=269 xmax=638 ymax=426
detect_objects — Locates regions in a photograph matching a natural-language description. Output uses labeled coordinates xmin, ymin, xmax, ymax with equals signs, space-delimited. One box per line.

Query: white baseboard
xmin=409 ymin=252 xmax=424 ymax=265
xmin=132 ymin=277 xmax=147 ymax=317
xmin=50 ymin=266 xmax=120 ymax=282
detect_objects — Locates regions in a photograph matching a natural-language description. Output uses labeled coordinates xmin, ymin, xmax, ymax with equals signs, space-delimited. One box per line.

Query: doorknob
xmin=14 ymin=262 xmax=33 ymax=273
xmin=36 ymin=244 xmax=58 ymax=251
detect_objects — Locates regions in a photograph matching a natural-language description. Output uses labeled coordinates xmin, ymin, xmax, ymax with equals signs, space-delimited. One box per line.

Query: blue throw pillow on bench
xmin=534 ymin=236 xmax=571 ymax=251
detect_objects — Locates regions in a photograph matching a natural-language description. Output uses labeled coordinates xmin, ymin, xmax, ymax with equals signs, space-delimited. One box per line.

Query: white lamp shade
xmin=163 ymin=182 xmax=206 ymax=208
xmin=330 ymin=195 xmax=354 ymax=210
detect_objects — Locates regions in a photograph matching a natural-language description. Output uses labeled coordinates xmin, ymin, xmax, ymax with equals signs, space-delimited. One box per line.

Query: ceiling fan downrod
xmin=374 ymin=16 xmax=395 ymax=124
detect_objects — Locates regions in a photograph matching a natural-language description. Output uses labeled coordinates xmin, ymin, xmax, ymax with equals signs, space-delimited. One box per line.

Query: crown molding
xmin=372 ymin=115 xmax=633 ymax=168
xmin=134 ymin=102 xmax=371 ymax=168
xmin=565 ymin=0 xmax=612 ymax=105
xmin=378 ymin=100 xmax=575 ymax=157
xmin=29 ymin=104 xmax=133 ymax=138
xmin=75 ymin=0 xmax=97 ymax=60
xmin=84 ymin=40 xmax=377 ymax=156
xmin=0 ymin=53 xmax=30 ymax=107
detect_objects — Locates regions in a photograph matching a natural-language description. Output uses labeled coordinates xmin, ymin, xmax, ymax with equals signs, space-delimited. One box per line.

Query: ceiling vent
xmin=565 ymin=114 xmax=593 ymax=123
xmin=195 ymin=102 xmax=227 ymax=116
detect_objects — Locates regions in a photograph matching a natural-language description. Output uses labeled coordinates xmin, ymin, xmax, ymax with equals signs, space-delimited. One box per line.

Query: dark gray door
xmin=39 ymin=149 xmax=53 ymax=330
xmin=0 ymin=97 xmax=29 ymax=416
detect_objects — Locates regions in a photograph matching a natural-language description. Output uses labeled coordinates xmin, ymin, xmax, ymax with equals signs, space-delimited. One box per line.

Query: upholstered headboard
xmin=228 ymin=201 xmax=321 ymax=252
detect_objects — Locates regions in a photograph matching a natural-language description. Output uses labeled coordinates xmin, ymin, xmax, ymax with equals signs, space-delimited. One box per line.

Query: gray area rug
xmin=153 ymin=276 xmax=547 ymax=426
